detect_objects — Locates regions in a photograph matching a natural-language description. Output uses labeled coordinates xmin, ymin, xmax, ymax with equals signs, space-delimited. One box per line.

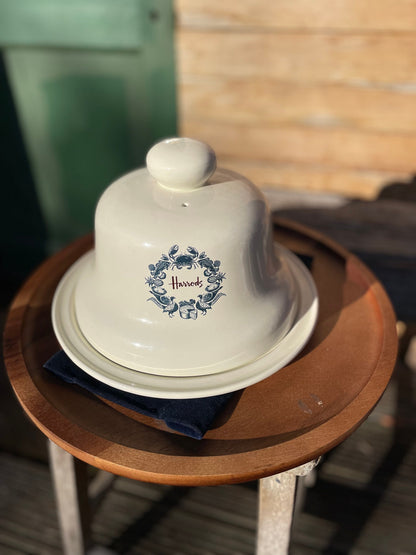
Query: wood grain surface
xmin=175 ymin=0 xmax=416 ymax=198
xmin=179 ymin=80 xmax=416 ymax=134
xmin=177 ymin=31 xmax=416 ymax=86
xmin=181 ymin=120 xmax=416 ymax=173
xmin=211 ymin=159 xmax=409 ymax=199
xmin=3 ymin=221 xmax=397 ymax=486
xmin=176 ymin=0 xmax=416 ymax=31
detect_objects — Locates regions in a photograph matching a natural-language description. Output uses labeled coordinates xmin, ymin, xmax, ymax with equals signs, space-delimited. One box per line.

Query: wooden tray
xmin=3 ymin=219 xmax=397 ymax=486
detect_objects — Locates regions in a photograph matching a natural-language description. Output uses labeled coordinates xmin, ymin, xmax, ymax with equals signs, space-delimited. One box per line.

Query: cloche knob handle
xmin=146 ymin=137 xmax=216 ymax=191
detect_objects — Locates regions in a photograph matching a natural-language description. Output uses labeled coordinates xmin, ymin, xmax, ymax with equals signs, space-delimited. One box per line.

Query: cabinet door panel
xmin=2 ymin=1 xmax=176 ymax=252
xmin=0 ymin=0 xmax=143 ymax=50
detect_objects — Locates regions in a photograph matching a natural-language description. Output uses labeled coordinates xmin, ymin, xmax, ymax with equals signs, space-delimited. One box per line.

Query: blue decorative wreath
xmin=145 ymin=245 xmax=226 ymax=319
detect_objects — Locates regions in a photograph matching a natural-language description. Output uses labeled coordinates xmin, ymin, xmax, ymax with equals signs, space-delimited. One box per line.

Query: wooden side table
xmin=3 ymin=219 xmax=397 ymax=555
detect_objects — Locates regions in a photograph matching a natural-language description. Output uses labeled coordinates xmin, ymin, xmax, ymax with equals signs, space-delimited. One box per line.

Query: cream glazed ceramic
xmin=73 ymin=138 xmax=299 ymax=376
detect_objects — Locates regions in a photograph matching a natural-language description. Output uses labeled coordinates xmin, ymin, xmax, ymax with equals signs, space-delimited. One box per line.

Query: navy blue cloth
xmin=44 ymin=351 xmax=234 ymax=440
xmin=296 ymin=253 xmax=313 ymax=269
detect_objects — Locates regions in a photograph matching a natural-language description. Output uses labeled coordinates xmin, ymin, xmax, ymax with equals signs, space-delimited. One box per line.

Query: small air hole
xmin=182 ymin=202 xmax=189 ymax=208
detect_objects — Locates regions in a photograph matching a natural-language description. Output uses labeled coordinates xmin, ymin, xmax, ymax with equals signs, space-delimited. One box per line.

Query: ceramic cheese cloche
xmin=52 ymin=137 xmax=318 ymax=395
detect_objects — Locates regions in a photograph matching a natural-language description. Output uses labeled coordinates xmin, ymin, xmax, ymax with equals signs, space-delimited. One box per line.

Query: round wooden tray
xmin=3 ymin=219 xmax=397 ymax=486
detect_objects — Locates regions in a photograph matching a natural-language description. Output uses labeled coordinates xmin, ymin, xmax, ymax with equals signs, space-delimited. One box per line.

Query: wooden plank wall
xmin=174 ymin=1 xmax=416 ymax=199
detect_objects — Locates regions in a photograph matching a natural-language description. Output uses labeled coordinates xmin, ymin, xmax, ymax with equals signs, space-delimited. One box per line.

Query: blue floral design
xmin=146 ymin=245 xmax=226 ymax=319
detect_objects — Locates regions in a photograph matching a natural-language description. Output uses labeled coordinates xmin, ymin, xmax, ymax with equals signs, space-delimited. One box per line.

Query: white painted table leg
xmin=256 ymin=460 xmax=320 ymax=555
xmin=257 ymin=470 xmax=296 ymax=555
xmin=48 ymin=440 xmax=91 ymax=555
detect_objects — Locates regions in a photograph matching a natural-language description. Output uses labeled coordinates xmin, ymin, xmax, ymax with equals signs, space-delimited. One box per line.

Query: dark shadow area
xmin=0 ymin=53 xmax=47 ymax=305
xmin=276 ymin=176 xmax=416 ymax=554
xmin=270 ymin=175 xmax=416 ymax=322
xmin=108 ymin=485 xmax=191 ymax=554
xmin=297 ymin=354 xmax=415 ymax=555
xmin=0 ymin=52 xmax=49 ymax=462
xmin=377 ymin=174 xmax=416 ymax=202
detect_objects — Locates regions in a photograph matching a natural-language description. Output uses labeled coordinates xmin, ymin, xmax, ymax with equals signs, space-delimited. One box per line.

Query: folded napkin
xmin=44 ymin=351 xmax=234 ymax=440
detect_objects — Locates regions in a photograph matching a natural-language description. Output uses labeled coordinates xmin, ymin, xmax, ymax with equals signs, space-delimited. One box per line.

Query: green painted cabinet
xmin=1 ymin=0 xmax=176 ymax=254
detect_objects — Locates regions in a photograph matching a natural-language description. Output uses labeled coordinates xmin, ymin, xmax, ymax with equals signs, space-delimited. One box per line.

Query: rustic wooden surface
xmin=176 ymin=0 xmax=416 ymax=31
xmin=3 ymin=220 xmax=397 ymax=486
xmin=175 ymin=0 xmax=416 ymax=198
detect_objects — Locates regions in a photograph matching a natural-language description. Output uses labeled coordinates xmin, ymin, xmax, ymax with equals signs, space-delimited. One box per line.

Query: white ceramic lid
xmin=73 ymin=138 xmax=299 ymax=376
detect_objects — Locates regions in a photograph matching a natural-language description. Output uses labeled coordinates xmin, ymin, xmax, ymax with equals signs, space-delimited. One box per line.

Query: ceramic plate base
xmin=51 ymin=246 xmax=318 ymax=398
